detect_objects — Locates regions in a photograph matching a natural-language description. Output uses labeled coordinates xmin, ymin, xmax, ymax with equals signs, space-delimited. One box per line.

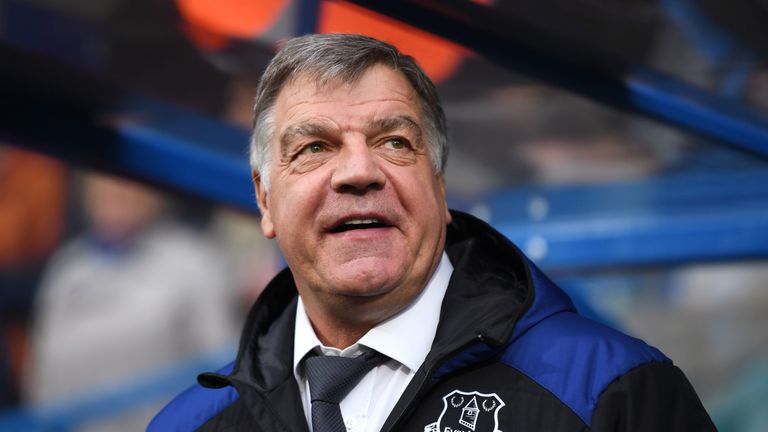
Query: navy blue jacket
xmin=150 ymin=211 xmax=715 ymax=431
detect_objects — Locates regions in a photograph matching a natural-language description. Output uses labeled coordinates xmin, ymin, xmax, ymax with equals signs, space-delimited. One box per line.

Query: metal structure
xmin=1 ymin=1 xmax=767 ymax=429
xmin=349 ymin=0 xmax=768 ymax=158
xmin=3 ymin=0 xmax=767 ymax=271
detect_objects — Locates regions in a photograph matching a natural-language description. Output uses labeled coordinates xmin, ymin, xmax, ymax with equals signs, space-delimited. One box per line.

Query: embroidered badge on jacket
xmin=424 ymin=390 xmax=505 ymax=432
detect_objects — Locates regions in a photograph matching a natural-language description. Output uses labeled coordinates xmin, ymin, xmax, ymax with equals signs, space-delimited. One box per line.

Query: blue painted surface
xmin=350 ymin=0 xmax=768 ymax=159
xmin=626 ymin=66 xmax=768 ymax=157
xmin=661 ymin=0 xmax=737 ymax=61
xmin=1 ymin=2 xmax=767 ymax=429
xmin=0 ymin=348 xmax=234 ymax=432
xmin=297 ymin=0 xmax=321 ymax=35
xmin=661 ymin=0 xmax=755 ymax=99
xmin=113 ymin=122 xmax=257 ymax=213
xmin=484 ymin=170 xmax=768 ymax=270
xmin=1 ymin=0 xmax=103 ymax=71
xmin=2 ymin=1 xmax=766 ymax=269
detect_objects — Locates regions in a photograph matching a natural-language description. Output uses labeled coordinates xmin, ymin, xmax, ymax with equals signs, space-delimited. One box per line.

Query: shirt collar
xmin=293 ymin=252 xmax=453 ymax=379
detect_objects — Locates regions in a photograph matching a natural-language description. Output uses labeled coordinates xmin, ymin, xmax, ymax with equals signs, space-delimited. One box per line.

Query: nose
xmin=330 ymin=138 xmax=386 ymax=193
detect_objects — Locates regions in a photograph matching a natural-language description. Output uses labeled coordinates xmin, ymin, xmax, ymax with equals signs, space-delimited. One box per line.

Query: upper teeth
xmin=343 ymin=219 xmax=380 ymax=225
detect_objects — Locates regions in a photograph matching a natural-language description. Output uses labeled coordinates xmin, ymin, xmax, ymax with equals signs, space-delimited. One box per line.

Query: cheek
xmin=375 ymin=147 xmax=418 ymax=167
xmin=290 ymin=151 xmax=335 ymax=174
xmin=414 ymin=178 xmax=449 ymax=228
xmin=398 ymin=170 xmax=445 ymax=210
xmin=270 ymin=179 xmax=321 ymax=231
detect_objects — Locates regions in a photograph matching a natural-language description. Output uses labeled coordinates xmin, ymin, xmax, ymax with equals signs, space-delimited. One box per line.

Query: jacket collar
xmin=428 ymin=210 xmax=576 ymax=378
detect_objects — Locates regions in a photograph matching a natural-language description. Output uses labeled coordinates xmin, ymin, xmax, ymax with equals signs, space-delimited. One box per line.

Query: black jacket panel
xmin=591 ymin=362 xmax=716 ymax=431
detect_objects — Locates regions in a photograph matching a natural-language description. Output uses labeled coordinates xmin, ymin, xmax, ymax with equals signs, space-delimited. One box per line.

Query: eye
xmin=300 ymin=142 xmax=326 ymax=155
xmin=383 ymin=138 xmax=408 ymax=150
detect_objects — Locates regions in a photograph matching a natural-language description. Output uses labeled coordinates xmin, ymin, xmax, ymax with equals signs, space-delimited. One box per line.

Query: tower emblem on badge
xmin=424 ymin=390 xmax=505 ymax=432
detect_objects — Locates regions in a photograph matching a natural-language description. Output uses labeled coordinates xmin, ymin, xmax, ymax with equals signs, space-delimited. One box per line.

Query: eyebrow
xmin=280 ymin=122 xmax=332 ymax=158
xmin=365 ymin=115 xmax=422 ymax=143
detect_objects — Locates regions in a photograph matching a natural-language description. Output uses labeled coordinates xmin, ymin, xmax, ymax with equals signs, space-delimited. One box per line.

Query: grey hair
xmin=249 ymin=33 xmax=448 ymax=191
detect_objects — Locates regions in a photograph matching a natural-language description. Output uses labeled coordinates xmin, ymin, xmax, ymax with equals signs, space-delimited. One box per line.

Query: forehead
xmin=272 ymin=65 xmax=421 ymax=128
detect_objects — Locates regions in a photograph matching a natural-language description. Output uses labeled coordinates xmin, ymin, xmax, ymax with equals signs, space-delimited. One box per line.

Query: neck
xmin=300 ymin=290 xmax=412 ymax=349
xmin=296 ymin=253 xmax=445 ymax=350
xmin=311 ymin=320 xmax=370 ymax=349
xmin=301 ymin=293 xmax=409 ymax=349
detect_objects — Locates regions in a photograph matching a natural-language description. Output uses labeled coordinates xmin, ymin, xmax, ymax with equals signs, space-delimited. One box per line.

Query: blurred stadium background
xmin=1 ymin=0 xmax=767 ymax=430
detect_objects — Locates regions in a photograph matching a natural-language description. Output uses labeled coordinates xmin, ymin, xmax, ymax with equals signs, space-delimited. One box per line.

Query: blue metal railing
xmin=0 ymin=347 xmax=235 ymax=432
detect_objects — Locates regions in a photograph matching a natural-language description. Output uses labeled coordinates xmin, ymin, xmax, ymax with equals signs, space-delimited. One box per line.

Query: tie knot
xmin=304 ymin=351 xmax=384 ymax=404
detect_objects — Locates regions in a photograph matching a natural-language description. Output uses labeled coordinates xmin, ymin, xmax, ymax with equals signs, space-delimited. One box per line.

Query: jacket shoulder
xmin=501 ymin=311 xmax=669 ymax=426
xmin=148 ymin=362 xmax=239 ymax=432
xmin=592 ymin=361 xmax=717 ymax=431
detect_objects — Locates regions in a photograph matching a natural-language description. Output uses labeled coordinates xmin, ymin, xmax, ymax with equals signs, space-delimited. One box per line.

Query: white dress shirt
xmin=293 ymin=252 xmax=453 ymax=432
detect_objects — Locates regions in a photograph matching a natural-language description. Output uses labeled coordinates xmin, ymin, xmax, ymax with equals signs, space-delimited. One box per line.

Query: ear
xmin=437 ymin=176 xmax=452 ymax=224
xmin=253 ymin=170 xmax=276 ymax=238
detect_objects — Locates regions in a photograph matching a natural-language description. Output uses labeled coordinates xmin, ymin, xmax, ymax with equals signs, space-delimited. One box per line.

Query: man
xmin=29 ymin=174 xmax=236 ymax=431
xmin=150 ymin=34 xmax=715 ymax=431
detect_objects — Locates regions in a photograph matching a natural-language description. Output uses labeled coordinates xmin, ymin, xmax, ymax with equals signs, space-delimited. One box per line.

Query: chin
xmin=332 ymin=277 xmax=399 ymax=298
xmin=326 ymin=256 xmax=401 ymax=288
xmin=329 ymin=279 xmax=410 ymax=325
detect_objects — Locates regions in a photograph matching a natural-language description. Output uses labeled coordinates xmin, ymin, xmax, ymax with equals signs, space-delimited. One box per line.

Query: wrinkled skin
xmin=254 ymin=65 xmax=451 ymax=347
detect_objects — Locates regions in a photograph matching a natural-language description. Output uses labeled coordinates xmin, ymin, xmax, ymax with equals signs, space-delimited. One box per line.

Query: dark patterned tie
xmin=304 ymin=351 xmax=385 ymax=432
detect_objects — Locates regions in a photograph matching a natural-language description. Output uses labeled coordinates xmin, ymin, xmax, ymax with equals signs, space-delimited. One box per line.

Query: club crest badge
xmin=424 ymin=390 xmax=505 ymax=432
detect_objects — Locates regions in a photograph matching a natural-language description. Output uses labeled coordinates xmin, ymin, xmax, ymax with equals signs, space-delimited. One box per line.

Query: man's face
xmin=85 ymin=174 xmax=160 ymax=244
xmin=254 ymin=64 xmax=451 ymax=327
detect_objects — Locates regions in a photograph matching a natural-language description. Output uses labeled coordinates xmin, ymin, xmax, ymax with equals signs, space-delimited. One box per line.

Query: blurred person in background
xmin=25 ymin=172 xmax=237 ymax=431
xmin=208 ymin=73 xmax=286 ymax=309
xmin=0 ymin=146 xmax=68 ymax=408
xmin=209 ymin=208 xmax=281 ymax=308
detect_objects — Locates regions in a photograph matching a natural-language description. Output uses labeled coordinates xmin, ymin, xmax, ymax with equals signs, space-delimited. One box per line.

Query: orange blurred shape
xmin=0 ymin=148 xmax=67 ymax=269
xmin=176 ymin=0 xmax=288 ymax=48
xmin=319 ymin=2 xmax=466 ymax=84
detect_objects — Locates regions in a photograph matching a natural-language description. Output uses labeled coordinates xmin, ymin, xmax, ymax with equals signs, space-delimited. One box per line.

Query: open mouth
xmin=329 ymin=218 xmax=390 ymax=233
